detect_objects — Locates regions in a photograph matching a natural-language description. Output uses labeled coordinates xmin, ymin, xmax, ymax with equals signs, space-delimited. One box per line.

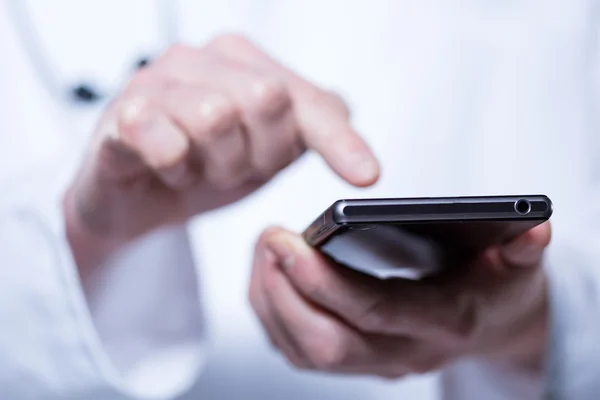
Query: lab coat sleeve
xmin=0 ymin=150 xmax=205 ymax=400
xmin=542 ymin=192 xmax=600 ymax=400
xmin=442 ymin=189 xmax=600 ymax=400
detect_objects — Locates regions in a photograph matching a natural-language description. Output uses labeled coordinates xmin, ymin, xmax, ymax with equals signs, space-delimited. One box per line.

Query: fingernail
xmin=267 ymin=238 xmax=295 ymax=271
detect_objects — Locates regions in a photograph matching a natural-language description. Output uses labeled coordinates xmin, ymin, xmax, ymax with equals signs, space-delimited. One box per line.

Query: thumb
xmin=500 ymin=222 xmax=552 ymax=267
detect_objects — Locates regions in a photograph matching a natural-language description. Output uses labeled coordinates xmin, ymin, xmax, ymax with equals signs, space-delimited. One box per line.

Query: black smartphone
xmin=302 ymin=195 xmax=553 ymax=280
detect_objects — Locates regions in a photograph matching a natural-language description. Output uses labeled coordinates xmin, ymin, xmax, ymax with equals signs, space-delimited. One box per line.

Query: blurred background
xmin=2 ymin=0 xmax=594 ymax=398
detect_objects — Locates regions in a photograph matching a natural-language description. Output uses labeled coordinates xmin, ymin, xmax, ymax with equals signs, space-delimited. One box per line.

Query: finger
xmin=204 ymin=61 xmax=301 ymax=177
xmin=115 ymin=95 xmax=192 ymax=188
xmin=249 ymin=233 xmax=308 ymax=367
xmin=327 ymin=90 xmax=352 ymax=119
xmin=263 ymin=228 xmax=473 ymax=345
xmin=262 ymin=257 xmax=375 ymax=371
xmin=206 ymin=35 xmax=380 ymax=187
xmin=261 ymin=254 xmax=439 ymax=375
xmin=167 ymin=56 xmax=301 ymax=178
xmin=292 ymin=87 xmax=379 ymax=187
xmin=160 ymin=84 xmax=250 ymax=188
xmin=500 ymin=222 xmax=552 ymax=267
xmin=93 ymin=110 xmax=147 ymax=181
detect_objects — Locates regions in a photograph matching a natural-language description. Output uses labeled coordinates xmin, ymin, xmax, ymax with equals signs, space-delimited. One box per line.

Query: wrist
xmin=63 ymin=187 xmax=125 ymax=283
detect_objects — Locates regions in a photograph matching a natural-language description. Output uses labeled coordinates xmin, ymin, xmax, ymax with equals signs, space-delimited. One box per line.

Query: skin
xmin=63 ymin=34 xmax=380 ymax=282
xmin=250 ymin=222 xmax=551 ymax=377
xmin=64 ymin=32 xmax=551 ymax=378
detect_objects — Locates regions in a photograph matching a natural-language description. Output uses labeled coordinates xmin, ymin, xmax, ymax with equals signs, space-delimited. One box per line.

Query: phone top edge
xmin=331 ymin=200 xmax=348 ymax=224
xmin=332 ymin=195 xmax=553 ymax=224
xmin=333 ymin=194 xmax=550 ymax=204
xmin=542 ymin=195 xmax=554 ymax=218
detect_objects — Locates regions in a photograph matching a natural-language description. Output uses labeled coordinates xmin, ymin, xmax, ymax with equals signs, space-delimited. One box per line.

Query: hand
xmin=64 ymin=34 xmax=380 ymax=276
xmin=250 ymin=222 xmax=551 ymax=378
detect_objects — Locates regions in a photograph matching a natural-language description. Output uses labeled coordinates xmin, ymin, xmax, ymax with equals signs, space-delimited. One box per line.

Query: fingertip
xmin=329 ymin=137 xmax=381 ymax=187
xmin=531 ymin=221 xmax=552 ymax=247
xmin=346 ymin=155 xmax=381 ymax=187
xmin=259 ymin=226 xmax=288 ymax=245
xmin=515 ymin=222 xmax=552 ymax=250
xmin=266 ymin=229 xmax=310 ymax=253
xmin=501 ymin=223 xmax=551 ymax=267
xmin=264 ymin=228 xmax=314 ymax=270
xmin=299 ymin=96 xmax=380 ymax=187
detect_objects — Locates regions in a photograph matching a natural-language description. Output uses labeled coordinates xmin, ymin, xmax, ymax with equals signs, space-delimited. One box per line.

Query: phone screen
xmin=319 ymin=220 xmax=541 ymax=280
xmin=321 ymin=225 xmax=442 ymax=279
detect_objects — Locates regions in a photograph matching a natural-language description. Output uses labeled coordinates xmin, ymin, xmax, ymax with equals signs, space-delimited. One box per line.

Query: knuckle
xmin=208 ymin=33 xmax=254 ymax=52
xmin=354 ymin=299 xmax=389 ymax=333
xmin=117 ymin=96 xmax=155 ymax=139
xmin=127 ymin=68 xmax=159 ymax=89
xmin=245 ymin=78 xmax=291 ymax=117
xmin=197 ymin=95 xmax=239 ymax=138
xmin=304 ymin=327 xmax=348 ymax=370
xmin=163 ymin=43 xmax=196 ymax=61
xmin=292 ymin=266 xmax=325 ymax=300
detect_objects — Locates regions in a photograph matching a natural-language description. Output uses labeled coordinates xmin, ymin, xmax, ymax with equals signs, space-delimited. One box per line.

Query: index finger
xmin=206 ymin=34 xmax=380 ymax=187
xmin=292 ymin=85 xmax=381 ymax=187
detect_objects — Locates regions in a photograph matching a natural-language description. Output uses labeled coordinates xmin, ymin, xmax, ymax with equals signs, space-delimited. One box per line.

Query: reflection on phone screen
xmin=320 ymin=225 xmax=443 ymax=280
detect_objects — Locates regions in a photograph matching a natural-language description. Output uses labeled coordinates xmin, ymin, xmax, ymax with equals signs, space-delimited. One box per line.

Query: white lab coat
xmin=1 ymin=0 xmax=599 ymax=399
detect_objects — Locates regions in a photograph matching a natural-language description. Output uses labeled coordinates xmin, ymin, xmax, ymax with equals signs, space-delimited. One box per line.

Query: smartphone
xmin=302 ymin=195 xmax=553 ymax=280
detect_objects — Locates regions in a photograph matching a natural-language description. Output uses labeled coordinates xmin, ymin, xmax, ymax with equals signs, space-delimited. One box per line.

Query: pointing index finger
xmin=291 ymin=84 xmax=381 ymax=187
xmin=206 ymin=34 xmax=380 ymax=187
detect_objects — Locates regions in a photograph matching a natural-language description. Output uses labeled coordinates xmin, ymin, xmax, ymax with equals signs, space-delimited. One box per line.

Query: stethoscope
xmin=6 ymin=0 xmax=178 ymax=105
